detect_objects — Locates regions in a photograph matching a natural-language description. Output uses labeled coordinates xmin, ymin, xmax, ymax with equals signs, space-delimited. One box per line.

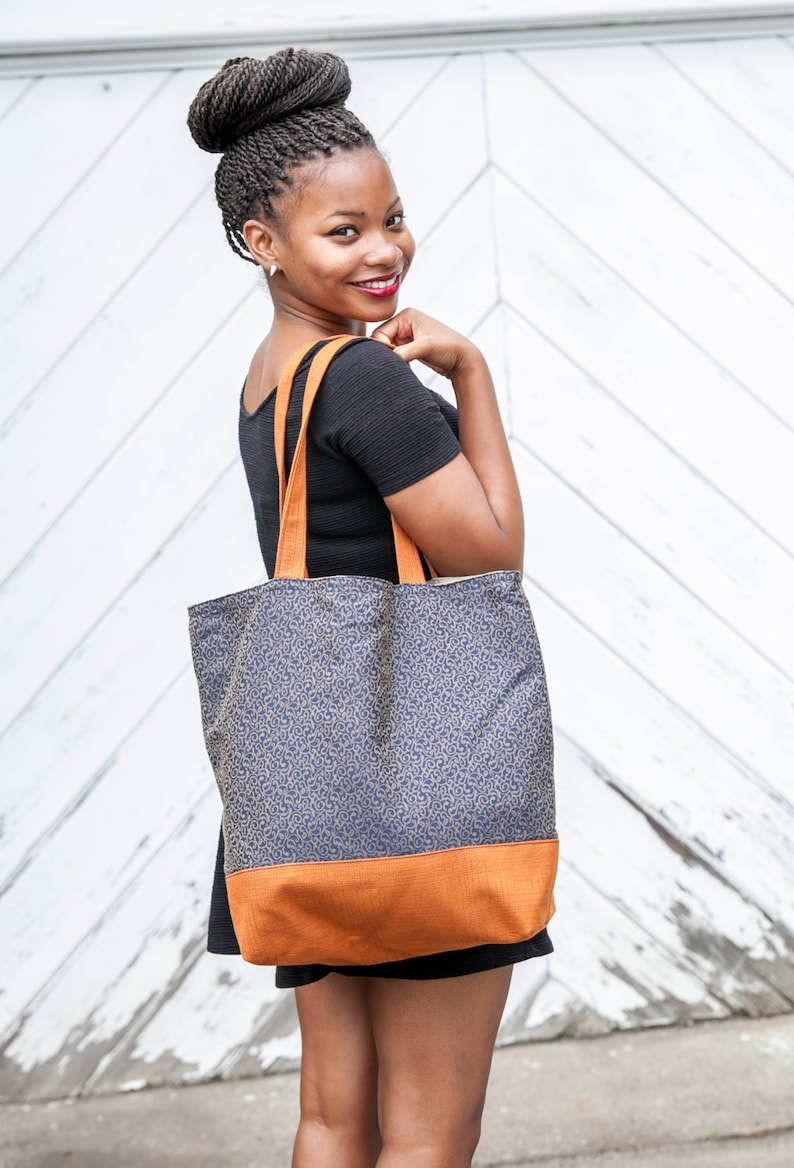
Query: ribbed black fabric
xmin=208 ymin=824 xmax=241 ymax=955
xmin=207 ymin=336 xmax=554 ymax=981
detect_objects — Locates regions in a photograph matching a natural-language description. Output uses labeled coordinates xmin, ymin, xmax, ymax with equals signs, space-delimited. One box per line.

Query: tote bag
xmin=189 ymin=335 xmax=558 ymax=966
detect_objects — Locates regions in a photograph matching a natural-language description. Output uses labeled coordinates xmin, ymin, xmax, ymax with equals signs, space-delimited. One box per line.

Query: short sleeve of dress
xmin=313 ymin=338 xmax=461 ymax=496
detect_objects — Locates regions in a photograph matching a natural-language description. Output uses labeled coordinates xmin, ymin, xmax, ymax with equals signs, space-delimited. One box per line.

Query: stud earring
xmin=268 ymin=264 xmax=278 ymax=278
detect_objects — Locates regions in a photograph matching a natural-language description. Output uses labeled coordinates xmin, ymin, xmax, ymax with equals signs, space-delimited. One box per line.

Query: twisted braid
xmin=187 ymin=49 xmax=376 ymax=263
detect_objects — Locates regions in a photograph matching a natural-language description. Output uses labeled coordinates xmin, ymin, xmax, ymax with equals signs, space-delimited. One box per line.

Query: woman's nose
xmin=366 ymin=241 xmax=403 ymax=268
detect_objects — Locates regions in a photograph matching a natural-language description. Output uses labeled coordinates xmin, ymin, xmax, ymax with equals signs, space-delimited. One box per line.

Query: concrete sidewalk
xmin=1 ymin=1014 xmax=792 ymax=1167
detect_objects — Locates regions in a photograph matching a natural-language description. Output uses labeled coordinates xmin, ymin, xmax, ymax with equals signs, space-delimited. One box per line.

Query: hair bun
xmin=187 ymin=49 xmax=353 ymax=153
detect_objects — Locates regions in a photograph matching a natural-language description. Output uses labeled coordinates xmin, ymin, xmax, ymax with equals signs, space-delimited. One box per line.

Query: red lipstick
xmin=351 ymin=271 xmax=402 ymax=298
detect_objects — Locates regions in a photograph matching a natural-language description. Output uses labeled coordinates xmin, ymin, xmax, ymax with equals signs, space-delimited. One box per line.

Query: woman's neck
xmin=243 ymin=307 xmax=366 ymax=415
xmin=270 ymin=300 xmax=367 ymax=346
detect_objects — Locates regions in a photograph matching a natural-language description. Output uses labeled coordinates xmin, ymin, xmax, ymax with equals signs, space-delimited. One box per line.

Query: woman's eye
xmin=387 ymin=212 xmax=406 ymax=227
xmin=330 ymin=225 xmax=357 ymax=238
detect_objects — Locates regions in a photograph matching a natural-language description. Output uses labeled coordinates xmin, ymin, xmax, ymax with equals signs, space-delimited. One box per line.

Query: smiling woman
xmin=187 ymin=48 xmax=555 ymax=1168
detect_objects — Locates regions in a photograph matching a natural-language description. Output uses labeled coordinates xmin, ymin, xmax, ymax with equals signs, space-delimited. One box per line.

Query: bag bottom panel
xmin=226 ymin=838 xmax=559 ymax=966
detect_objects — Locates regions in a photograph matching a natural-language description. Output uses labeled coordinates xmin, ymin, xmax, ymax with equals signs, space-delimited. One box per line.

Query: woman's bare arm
xmin=372 ymin=309 xmax=524 ymax=577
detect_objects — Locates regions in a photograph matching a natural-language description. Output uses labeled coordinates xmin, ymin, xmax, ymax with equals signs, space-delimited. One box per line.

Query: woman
xmin=188 ymin=49 xmax=553 ymax=1168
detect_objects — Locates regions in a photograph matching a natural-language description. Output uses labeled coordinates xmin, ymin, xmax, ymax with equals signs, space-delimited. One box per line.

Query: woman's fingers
xmin=371 ymin=311 xmax=417 ymax=347
xmin=371 ymin=330 xmax=435 ymax=369
xmin=372 ymin=312 xmax=424 ymax=365
xmin=372 ymin=309 xmax=475 ymax=378
xmin=391 ymin=341 xmax=424 ymax=364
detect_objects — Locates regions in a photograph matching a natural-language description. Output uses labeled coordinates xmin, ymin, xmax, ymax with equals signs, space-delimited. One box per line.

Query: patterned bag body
xmin=189 ymin=336 xmax=558 ymax=966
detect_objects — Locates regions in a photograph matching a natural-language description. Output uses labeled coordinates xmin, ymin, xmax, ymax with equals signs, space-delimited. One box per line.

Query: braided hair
xmin=187 ymin=49 xmax=376 ymax=263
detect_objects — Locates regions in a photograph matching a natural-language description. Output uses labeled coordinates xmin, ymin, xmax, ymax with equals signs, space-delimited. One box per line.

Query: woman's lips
xmin=351 ymin=271 xmax=402 ymax=298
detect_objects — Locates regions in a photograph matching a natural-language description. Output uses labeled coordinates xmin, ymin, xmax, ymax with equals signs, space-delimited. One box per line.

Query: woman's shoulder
xmin=328 ymin=335 xmax=415 ymax=378
xmin=310 ymin=333 xmax=458 ymax=457
xmin=310 ymin=335 xmax=460 ymax=489
xmin=320 ymin=335 xmax=438 ymax=406
xmin=320 ymin=336 xmax=458 ymax=422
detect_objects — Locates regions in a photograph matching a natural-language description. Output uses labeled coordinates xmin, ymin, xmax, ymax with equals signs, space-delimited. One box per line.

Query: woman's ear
xmin=242 ymin=218 xmax=281 ymax=271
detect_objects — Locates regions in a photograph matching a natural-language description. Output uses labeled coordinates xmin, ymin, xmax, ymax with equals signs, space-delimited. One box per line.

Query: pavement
xmin=1 ymin=1013 xmax=792 ymax=1167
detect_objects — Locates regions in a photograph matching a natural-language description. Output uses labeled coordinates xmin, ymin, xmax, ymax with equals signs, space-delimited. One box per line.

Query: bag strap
xmin=273 ymin=336 xmax=428 ymax=584
xmin=273 ymin=337 xmax=320 ymax=515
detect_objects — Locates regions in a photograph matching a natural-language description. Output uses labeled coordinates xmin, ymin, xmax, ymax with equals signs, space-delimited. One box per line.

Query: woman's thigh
xmin=367 ymin=966 xmax=513 ymax=1164
xmin=294 ymin=973 xmax=379 ymax=1129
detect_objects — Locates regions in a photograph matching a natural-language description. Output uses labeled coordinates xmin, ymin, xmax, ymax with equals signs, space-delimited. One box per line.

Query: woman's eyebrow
xmin=326 ymin=197 xmax=402 ymax=220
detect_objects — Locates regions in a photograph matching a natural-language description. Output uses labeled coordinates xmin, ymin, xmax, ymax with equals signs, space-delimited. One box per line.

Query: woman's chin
xmin=363 ymin=296 xmax=401 ymax=325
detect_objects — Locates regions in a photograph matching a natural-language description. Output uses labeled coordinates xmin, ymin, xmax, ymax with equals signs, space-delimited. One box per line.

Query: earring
xmin=268 ymin=264 xmax=278 ymax=278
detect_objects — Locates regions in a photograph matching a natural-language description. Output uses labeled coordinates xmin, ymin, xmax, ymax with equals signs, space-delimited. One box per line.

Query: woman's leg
xmin=292 ymin=974 xmax=381 ymax=1168
xmin=369 ymin=966 xmax=512 ymax=1168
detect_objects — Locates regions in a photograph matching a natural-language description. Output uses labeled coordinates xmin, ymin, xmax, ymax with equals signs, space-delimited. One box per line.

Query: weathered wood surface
xmin=1 ymin=36 xmax=792 ymax=1102
xmin=4 ymin=1 xmax=781 ymax=44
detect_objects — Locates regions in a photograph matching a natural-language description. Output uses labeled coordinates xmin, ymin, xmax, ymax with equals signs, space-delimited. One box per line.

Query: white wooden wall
xmin=1 ymin=32 xmax=793 ymax=1102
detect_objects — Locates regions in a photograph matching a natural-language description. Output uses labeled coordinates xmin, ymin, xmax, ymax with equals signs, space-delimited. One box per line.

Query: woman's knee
xmin=296 ymin=1044 xmax=381 ymax=1167
xmin=377 ymin=1083 xmax=485 ymax=1167
xmin=377 ymin=1114 xmax=482 ymax=1168
xmin=298 ymin=1057 xmax=380 ymax=1141
xmin=293 ymin=1112 xmax=381 ymax=1168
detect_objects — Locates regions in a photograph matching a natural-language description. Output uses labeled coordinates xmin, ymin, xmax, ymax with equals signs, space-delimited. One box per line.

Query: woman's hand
xmin=373 ymin=308 xmax=525 ymax=577
xmin=371 ymin=308 xmax=481 ymax=381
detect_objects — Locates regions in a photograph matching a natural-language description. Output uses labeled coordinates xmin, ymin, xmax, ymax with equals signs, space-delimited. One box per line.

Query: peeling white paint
xmin=248 ymin=1030 xmax=303 ymax=1072
xmin=125 ymin=955 xmax=282 ymax=1082
xmin=117 ymin=1079 xmax=147 ymax=1093
xmin=522 ymin=978 xmax=583 ymax=1031
xmin=501 ymin=960 xmax=551 ymax=1031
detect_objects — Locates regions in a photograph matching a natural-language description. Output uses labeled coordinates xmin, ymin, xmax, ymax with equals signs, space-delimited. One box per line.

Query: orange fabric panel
xmin=226 ymin=838 xmax=559 ymax=967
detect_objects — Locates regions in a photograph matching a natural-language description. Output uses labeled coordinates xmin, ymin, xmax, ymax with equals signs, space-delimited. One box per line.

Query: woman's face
xmin=262 ymin=148 xmax=415 ymax=327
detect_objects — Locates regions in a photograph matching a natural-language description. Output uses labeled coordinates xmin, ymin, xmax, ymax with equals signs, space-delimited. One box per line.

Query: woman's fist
xmin=372 ymin=308 xmax=481 ymax=380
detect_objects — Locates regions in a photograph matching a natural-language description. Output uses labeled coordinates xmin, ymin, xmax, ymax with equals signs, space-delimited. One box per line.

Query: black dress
xmin=207 ymin=337 xmax=553 ymax=986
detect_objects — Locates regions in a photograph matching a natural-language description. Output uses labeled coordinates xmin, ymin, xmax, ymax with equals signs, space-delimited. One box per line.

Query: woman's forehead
xmin=296 ymin=149 xmax=398 ymax=209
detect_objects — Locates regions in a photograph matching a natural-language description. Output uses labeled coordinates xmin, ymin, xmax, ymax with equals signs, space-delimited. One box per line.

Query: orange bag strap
xmin=273 ymin=336 xmax=428 ymax=584
xmin=273 ymin=338 xmax=322 ymax=514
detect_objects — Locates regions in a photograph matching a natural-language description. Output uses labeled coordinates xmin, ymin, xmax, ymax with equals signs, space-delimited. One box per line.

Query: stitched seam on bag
xmin=224 ymin=837 xmax=560 ymax=877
